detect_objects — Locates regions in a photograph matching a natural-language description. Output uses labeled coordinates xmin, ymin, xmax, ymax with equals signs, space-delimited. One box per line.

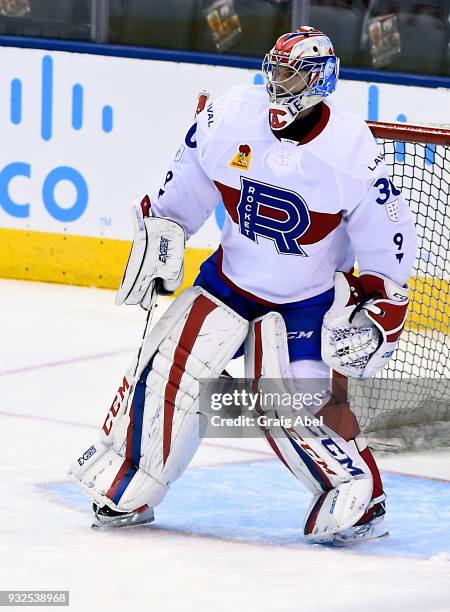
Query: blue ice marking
xmin=48 ymin=461 xmax=450 ymax=559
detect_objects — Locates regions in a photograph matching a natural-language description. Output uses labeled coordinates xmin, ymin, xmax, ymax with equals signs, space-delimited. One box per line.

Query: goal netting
xmin=349 ymin=122 xmax=450 ymax=451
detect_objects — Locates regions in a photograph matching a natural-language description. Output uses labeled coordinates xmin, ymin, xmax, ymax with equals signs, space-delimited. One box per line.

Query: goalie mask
xmin=262 ymin=26 xmax=340 ymax=131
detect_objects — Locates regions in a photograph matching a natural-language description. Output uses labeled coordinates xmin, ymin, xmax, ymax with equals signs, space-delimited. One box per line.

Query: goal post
xmin=349 ymin=121 xmax=450 ymax=450
xmin=367 ymin=122 xmax=450 ymax=146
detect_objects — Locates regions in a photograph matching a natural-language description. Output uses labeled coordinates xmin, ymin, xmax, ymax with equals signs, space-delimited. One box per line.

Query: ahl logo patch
xmin=230 ymin=144 xmax=252 ymax=171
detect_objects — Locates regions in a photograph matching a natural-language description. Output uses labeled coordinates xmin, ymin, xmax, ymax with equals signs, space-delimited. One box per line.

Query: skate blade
xmin=332 ymin=529 xmax=389 ymax=547
xmin=91 ymin=507 xmax=155 ymax=530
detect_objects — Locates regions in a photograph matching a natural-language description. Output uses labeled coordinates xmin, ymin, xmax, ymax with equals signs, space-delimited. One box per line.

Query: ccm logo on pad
xmin=102 ymin=376 xmax=131 ymax=436
xmin=287 ymin=330 xmax=314 ymax=339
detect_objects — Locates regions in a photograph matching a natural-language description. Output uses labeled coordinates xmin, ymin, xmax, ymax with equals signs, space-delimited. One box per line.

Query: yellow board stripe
xmin=408 ymin=276 xmax=449 ymax=334
xmin=0 ymin=227 xmax=212 ymax=292
xmin=0 ymin=227 xmax=448 ymax=333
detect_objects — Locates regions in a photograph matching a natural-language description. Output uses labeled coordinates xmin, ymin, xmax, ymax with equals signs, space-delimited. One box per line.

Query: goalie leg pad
xmin=244 ymin=312 xmax=374 ymax=537
xmin=244 ymin=313 xmax=372 ymax=491
xmin=303 ymin=478 xmax=373 ymax=542
xmin=69 ymin=287 xmax=249 ymax=512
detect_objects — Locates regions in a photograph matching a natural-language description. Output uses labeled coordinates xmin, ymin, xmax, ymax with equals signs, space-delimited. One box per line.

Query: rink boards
xmin=0 ymin=45 xmax=449 ymax=333
xmin=1 ymin=219 xmax=448 ymax=333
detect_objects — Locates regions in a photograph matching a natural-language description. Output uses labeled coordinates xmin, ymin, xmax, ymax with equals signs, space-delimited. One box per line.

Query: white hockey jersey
xmin=152 ymin=85 xmax=417 ymax=304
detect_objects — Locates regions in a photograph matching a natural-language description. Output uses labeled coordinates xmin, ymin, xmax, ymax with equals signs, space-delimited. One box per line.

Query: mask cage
xmin=262 ymin=53 xmax=339 ymax=105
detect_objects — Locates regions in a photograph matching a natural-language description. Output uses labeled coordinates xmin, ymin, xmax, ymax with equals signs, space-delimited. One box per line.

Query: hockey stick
xmin=130 ymin=279 xmax=160 ymax=383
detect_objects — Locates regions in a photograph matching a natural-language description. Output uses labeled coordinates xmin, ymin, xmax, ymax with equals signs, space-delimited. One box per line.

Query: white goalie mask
xmin=262 ymin=26 xmax=340 ymax=131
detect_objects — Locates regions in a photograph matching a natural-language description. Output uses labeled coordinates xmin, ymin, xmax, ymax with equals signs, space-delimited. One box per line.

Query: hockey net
xmin=349 ymin=122 xmax=450 ymax=451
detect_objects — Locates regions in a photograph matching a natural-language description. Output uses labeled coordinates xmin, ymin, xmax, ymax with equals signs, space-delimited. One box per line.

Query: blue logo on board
xmin=1 ymin=55 xmax=115 ymax=222
xmin=10 ymin=55 xmax=114 ymax=139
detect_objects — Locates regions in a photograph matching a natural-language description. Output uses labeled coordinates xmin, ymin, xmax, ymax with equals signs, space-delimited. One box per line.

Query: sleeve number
xmin=158 ymin=170 xmax=174 ymax=198
xmin=374 ymin=178 xmax=401 ymax=204
xmin=394 ymin=232 xmax=404 ymax=263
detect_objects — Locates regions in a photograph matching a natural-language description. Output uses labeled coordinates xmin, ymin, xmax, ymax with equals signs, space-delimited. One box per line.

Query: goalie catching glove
xmin=116 ymin=194 xmax=185 ymax=309
xmin=322 ymin=271 xmax=409 ymax=379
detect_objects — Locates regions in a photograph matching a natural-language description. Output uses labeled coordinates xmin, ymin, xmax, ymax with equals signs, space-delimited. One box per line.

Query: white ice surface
xmin=1 ymin=279 xmax=449 ymax=612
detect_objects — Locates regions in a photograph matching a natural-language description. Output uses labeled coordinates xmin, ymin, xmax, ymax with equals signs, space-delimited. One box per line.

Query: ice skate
xmin=332 ymin=501 xmax=388 ymax=545
xmin=91 ymin=503 xmax=155 ymax=530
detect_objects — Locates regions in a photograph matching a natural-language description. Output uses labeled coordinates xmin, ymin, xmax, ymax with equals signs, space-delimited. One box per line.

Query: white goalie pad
xmin=69 ymin=287 xmax=249 ymax=512
xmin=244 ymin=312 xmax=373 ymax=539
xmin=303 ymin=478 xmax=373 ymax=542
xmin=116 ymin=194 xmax=185 ymax=309
xmin=322 ymin=271 xmax=409 ymax=379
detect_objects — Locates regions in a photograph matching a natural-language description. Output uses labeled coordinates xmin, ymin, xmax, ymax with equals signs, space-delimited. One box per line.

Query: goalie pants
xmin=195 ymin=249 xmax=334 ymax=362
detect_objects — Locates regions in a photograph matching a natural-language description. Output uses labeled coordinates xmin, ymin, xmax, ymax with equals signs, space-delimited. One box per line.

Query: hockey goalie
xmin=69 ymin=26 xmax=417 ymax=544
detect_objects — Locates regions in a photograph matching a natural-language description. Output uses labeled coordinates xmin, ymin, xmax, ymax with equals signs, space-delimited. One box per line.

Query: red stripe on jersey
xmin=214 ymin=181 xmax=239 ymax=223
xmin=162 ymin=295 xmax=217 ymax=464
xmin=215 ymin=177 xmax=341 ymax=247
xmin=298 ymin=209 xmax=342 ymax=245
